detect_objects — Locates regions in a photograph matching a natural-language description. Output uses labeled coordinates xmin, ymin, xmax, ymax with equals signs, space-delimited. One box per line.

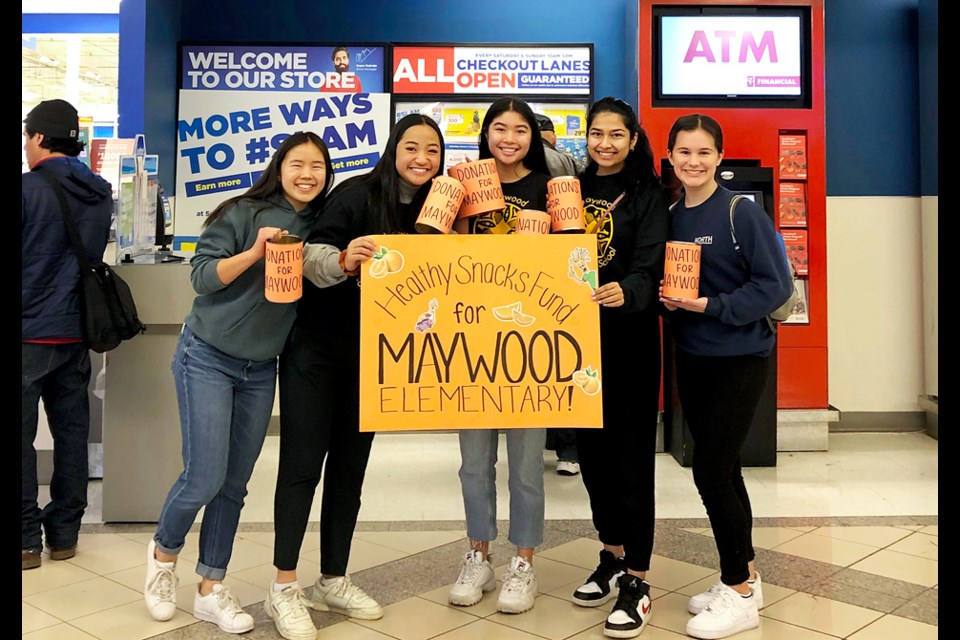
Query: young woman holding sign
xmin=448 ymin=97 xmax=551 ymax=615
xmin=660 ymin=114 xmax=792 ymax=640
xmin=265 ymin=114 xmax=445 ymax=640
xmin=567 ymin=97 xmax=669 ymax=639
xmin=143 ymin=133 xmax=333 ymax=634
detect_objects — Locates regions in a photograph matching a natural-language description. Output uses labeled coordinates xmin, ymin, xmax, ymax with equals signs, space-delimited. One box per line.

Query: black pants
xmin=273 ymin=327 xmax=374 ymax=575
xmin=577 ymin=320 xmax=660 ymax=573
xmin=676 ymin=350 xmax=769 ymax=586
xmin=546 ymin=428 xmax=578 ymax=462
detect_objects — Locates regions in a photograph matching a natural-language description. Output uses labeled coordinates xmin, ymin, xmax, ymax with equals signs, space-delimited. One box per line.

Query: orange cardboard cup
xmin=415 ymin=175 xmax=465 ymax=234
xmin=447 ymin=158 xmax=504 ymax=218
xmin=515 ymin=209 xmax=551 ymax=235
xmin=264 ymin=234 xmax=303 ymax=303
xmin=662 ymin=241 xmax=701 ymax=300
xmin=547 ymin=176 xmax=585 ymax=233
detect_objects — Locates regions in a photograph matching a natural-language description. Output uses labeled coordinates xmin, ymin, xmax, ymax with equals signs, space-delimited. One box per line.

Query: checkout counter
xmin=101 ymin=263 xmax=194 ymax=522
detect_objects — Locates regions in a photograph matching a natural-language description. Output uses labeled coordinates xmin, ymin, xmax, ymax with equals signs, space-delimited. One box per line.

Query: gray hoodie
xmin=185 ymin=194 xmax=319 ymax=361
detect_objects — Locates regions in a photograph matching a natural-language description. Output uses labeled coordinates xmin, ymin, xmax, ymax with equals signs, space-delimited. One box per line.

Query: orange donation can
xmin=265 ymin=234 xmax=303 ymax=303
xmin=662 ymin=241 xmax=701 ymax=300
xmin=415 ymin=175 xmax=466 ymax=234
xmin=515 ymin=209 xmax=552 ymax=235
xmin=547 ymin=176 xmax=585 ymax=233
xmin=447 ymin=158 xmax=504 ymax=218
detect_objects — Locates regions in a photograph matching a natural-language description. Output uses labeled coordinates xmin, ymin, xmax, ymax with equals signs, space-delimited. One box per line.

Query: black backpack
xmin=36 ymin=169 xmax=146 ymax=353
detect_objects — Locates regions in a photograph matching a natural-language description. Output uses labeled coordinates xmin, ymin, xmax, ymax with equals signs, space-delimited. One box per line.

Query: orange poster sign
xmin=359 ymin=234 xmax=603 ymax=432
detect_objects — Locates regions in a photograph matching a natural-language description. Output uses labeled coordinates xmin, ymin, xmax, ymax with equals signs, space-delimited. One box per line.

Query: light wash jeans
xmin=154 ymin=326 xmax=277 ymax=580
xmin=458 ymin=429 xmax=546 ymax=549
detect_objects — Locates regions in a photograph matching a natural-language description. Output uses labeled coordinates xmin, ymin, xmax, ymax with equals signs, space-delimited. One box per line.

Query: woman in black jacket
xmin=265 ymin=114 xmax=445 ymax=640
xmin=569 ymin=97 xmax=669 ymax=639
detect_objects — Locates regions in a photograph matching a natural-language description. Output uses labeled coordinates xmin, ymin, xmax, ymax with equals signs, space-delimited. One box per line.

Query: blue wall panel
xmin=109 ymin=0 xmax=925 ymax=196
xmin=824 ymin=0 xmax=920 ymax=196
xmin=179 ymin=0 xmax=627 ymax=103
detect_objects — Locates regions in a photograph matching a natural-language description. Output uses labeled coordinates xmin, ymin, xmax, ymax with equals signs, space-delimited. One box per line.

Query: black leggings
xmin=577 ymin=330 xmax=660 ymax=573
xmin=273 ymin=327 xmax=375 ymax=576
xmin=676 ymin=350 xmax=769 ymax=586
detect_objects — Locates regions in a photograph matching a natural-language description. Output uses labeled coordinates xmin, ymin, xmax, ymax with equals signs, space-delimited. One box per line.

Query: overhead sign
xmin=181 ymin=44 xmax=385 ymax=93
xmin=392 ymin=46 xmax=592 ymax=95
xmin=359 ymin=234 xmax=604 ymax=431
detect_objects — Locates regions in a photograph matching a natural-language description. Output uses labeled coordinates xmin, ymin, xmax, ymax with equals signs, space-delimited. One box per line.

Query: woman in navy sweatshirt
xmin=660 ymin=114 xmax=793 ymax=640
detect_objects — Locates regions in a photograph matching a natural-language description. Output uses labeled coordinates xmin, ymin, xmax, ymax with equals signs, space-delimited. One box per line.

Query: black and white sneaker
xmin=604 ymin=574 xmax=652 ymax=638
xmin=571 ymin=549 xmax=625 ymax=607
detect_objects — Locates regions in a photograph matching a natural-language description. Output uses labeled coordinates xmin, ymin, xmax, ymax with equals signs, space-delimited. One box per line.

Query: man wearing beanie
xmin=536 ymin=113 xmax=578 ymax=178
xmin=22 ymin=99 xmax=112 ymax=570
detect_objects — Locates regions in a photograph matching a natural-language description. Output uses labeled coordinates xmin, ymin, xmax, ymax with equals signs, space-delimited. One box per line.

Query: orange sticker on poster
xmin=359 ymin=234 xmax=603 ymax=432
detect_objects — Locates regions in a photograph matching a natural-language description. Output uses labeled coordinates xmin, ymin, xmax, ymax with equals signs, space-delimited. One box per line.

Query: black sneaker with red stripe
xmin=572 ymin=549 xmax=625 ymax=607
xmin=604 ymin=574 xmax=652 ymax=638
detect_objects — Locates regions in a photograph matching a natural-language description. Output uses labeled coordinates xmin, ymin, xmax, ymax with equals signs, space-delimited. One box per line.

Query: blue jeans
xmin=155 ymin=326 xmax=276 ymax=580
xmin=22 ymin=342 xmax=91 ymax=552
xmin=458 ymin=429 xmax=546 ymax=549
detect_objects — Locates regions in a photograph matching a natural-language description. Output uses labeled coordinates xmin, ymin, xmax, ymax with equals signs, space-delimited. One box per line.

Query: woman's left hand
xmin=592 ymin=282 xmax=624 ymax=308
xmin=661 ymin=296 xmax=708 ymax=313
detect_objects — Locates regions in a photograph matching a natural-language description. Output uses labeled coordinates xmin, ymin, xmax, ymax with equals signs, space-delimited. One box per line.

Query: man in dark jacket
xmin=22 ymin=99 xmax=112 ymax=570
xmin=536 ymin=113 xmax=578 ymax=178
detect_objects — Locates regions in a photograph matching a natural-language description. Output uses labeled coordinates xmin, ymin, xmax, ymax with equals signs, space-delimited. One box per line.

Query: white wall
xmin=827 ymin=196 xmax=925 ymax=411
xmin=921 ymin=196 xmax=938 ymax=397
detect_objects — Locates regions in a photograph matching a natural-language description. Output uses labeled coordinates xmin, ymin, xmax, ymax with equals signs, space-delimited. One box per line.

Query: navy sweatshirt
xmin=667 ymin=186 xmax=793 ymax=357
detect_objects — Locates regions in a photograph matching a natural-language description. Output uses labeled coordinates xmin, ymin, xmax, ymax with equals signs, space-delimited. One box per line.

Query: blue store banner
xmin=180 ymin=44 xmax=385 ymax=93
xmin=174 ymin=44 xmax=389 ymax=249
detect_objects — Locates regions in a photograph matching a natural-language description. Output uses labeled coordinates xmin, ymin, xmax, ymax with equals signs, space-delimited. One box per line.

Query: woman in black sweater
xmin=265 ymin=114 xmax=445 ymax=640
xmin=570 ymin=97 xmax=669 ymax=639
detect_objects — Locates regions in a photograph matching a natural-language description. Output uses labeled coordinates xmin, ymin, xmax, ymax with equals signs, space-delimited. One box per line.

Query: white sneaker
xmin=497 ymin=556 xmax=537 ymax=614
xmin=688 ymin=574 xmax=764 ymax=614
xmin=557 ymin=460 xmax=581 ymax=476
xmin=310 ymin=576 xmax=383 ymax=620
xmin=685 ymin=584 xmax=759 ymax=639
xmin=449 ymin=550 xmax=496 ymax=606
xmin=144 ymin=539 xmax=178 ymax=622
xmin=265 ymin=583 xmax=317 ymax=640
xmin=193 ymin=584 xmax=255 ymax=634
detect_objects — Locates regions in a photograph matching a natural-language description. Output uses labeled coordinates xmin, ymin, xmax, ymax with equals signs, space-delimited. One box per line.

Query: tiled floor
xmin=23 ymin=432 xmax=938 ymax=639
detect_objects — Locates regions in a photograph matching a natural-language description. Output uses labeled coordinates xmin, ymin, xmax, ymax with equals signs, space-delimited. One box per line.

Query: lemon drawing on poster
xmin=492 ymin=302 xmax=521 ymax=322
xmin=491 ymin=301 xmax=536 ymax=327
xmin=572 ymin=366 xmax=601 ymax=396
xmin=511 ymin=309 xmax=535 ymax=326
xmin=368 ymin=246 xmax=405 ymax=278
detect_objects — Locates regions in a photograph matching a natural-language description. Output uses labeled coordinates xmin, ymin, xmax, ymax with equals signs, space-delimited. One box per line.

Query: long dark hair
xmin=332 ymin=113 xmax=445 ymax=234
xmin=478 ymin=97 xmax=549 ymax=177
xmin=580 ymin=97 xmax=660 ymax=198
xmin=204 ymin=131 xmax=334 ymax=228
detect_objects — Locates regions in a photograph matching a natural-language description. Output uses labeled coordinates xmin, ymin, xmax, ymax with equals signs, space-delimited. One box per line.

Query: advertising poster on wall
xmin=358 ymin=234 xmax=603 ymax=432
xmin=391 ymin=45 xmax=592 ymax=174
xmin=174 ymin=44 xmax=389 ymax=250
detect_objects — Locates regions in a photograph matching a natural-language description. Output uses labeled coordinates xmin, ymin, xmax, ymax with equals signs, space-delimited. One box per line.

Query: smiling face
xmin=279 ymin=142 xmax=328 ymax=211
xmin=333 ymin=50 xmax=350 ymax=73
xmin=587 ymin=111 xmax=637 ymax=176
xmin=394 ymin=124 xmax=442 ymax=187
xmin=668 ymin=127 xmax=723 ymax=193
xmin=486 ymin=110 xmax=532 ymax=171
